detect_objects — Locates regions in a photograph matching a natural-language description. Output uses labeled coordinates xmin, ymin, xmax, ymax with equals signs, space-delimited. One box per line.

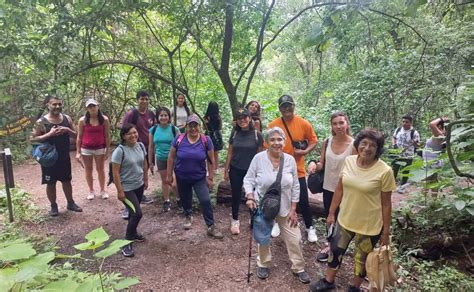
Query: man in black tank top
xmin=30 ymin=96 xmax=82 ymax=216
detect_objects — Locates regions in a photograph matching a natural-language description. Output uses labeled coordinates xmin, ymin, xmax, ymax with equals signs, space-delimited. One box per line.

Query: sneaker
xmin=141 ymin=195 xmax=154 ymax=204
xmin=230 ymin=219 xmax=240 ymax=235
xmin=87 ymin=192 xmax=95 ymax=200
xmin=163 ymin=200 xmax=171 ymax=212
xmin=121 ymin=243 xmax=134 ymax=257
xmin=49 ymin=203 xmax=59 ymax=217
xmin=397 ymin=186 xmax=405 ymax=194
xmin=316 ymin=246 xmax=330 ymax=262
xmin=307 ymin=226 xmax=318 ymax=243
xmin=271 ymin=222 xmax=280 ymax=237
xmin=67 ymin=202 xmax=83 ymax=212
xmin=183 ymin=215 xmax=193 ymax=230
xmin=134 ymin=234 xmax=145 ymax=242
xmin=309 ymin=277 xmax=336 ymax=291
xmin=207 ymin=225 xmax=224 ymax=239
xmin=256 ymin=267 xmax=269 ymax=280
xmin=121 ymin=208 xmax=130 ymax=220
xmin=293 ymin=270 xmax=311 ymax=284
xmin=100 ymin=191 xmax=109 ymax=199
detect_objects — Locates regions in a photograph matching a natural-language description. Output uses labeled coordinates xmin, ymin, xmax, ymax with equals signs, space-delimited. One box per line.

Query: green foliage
xmin=0 ymin=186 xmax=43 ymax=223
xmin=0 ymin=227 xmax=138 ymax=291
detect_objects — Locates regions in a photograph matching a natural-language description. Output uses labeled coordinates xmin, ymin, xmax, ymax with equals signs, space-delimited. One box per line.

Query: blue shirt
xmin=172 ymin=134 xmax=214 ymax=180
xmin=150 ymin=124 xmax=179 ymax=160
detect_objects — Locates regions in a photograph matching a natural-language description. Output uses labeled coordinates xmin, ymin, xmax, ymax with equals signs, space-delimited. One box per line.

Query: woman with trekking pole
xmin=243 ymin=127 xmax=311 ymax=284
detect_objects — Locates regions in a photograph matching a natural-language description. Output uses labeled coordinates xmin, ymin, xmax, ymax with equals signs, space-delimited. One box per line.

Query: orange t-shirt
xmin=267 ymin=116 xmax=318 ymax=177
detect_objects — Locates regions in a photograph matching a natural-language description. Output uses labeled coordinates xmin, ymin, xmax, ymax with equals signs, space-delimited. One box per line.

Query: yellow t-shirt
xmin=338 ymin=155 xmax=396 ymax=236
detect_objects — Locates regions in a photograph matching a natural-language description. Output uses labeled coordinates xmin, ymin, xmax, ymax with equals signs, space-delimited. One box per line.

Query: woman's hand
xmin=327 ymin=213 xmax=335 ymax=226
xmin=380 ymin=230 xmax=390 ymax=246
xmin=207 ymin=177 xmax=214 ymax=189
xmin=246 ymin=198 xmax=257 ymax=210
xmin=308 ymin=161 xmax=317 ymax=174
xmin=223 ymin=170 xmax=229 ymax=182
xmin=117 ymin=191 xmax=125 ymax=202
xmin=166 ymin=174 xmax=173 ymax=186
xmin=144 ymin=178 xmax=149 ymax=190
xmin=288 ymin=210 xmax=298 ymax=227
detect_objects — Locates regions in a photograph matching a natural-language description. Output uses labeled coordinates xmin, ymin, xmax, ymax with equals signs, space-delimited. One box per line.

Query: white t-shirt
xmin=243 ymin=151 xmax=300 ymax=217
xmin=173 ymin=106 xmax=188 ymax=128
xmin=393 ymin=127 xmax=420 ymax=158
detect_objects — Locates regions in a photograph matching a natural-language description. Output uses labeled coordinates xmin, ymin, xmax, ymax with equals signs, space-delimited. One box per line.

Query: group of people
xmin=30 ymin=90 xmax=447 ymax=290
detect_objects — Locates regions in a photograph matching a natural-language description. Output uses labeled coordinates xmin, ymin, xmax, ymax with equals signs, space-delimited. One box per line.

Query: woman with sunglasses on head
xmin=224 ymin=108 xmax=264 ymax=235
xmin=76 ymin=98 xmax=110 ymax=200
xmin=111 ymin=123 xmax=148 ymax=257
xmin=245 ymin=100 xmax=263 ymax=132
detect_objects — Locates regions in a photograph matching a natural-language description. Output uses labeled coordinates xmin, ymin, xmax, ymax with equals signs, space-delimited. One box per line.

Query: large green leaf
xmin=124 ymin=198 xmax=136 ymax=213
xmin=19 ymin=252 xmax=55 ymax=267
xmin=85 ymin=227 xmax=110 ymax=244
xmin=114 ymin=277 xmax=140 ymax=290
xmin=0 ymin=267 xmax=17 ymax=290
xmin=43 ymin=278 xmax=80 ymax=291
xmin=75 ymin=274 xmax=102 ymax=292
xmin=0 ymin=242 xmax=36 ymax=261
xmin=454 ymin=200 xmax=466 ymax=211
xmin=94 ymin=239 xmax=131 ymax=258
xmin=14 ymin=265 xmax=44 ymax=282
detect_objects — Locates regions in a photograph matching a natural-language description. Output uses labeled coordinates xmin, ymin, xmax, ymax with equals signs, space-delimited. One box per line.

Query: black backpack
xmin=107 ymin=143 xmax=146 ymax=186
xmin=260 ymin=155 xmax=284 ymax=221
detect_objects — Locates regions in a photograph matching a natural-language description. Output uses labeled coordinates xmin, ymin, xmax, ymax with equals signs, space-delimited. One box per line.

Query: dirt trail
xmin=2 ymin=152 xmax=407 ymax=290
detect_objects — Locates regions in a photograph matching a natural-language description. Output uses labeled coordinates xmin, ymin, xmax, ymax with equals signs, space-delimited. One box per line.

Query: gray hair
xmin=265 ymin=126 xmax=286 ymax=142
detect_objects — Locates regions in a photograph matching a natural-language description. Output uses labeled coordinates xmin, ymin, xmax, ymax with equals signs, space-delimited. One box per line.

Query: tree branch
xmin=70 ymin=60 xmax=187 ymax=95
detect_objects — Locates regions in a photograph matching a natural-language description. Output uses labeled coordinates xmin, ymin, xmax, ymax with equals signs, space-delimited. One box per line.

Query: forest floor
xmin=4 ymin=152 xmax=409 ymax=291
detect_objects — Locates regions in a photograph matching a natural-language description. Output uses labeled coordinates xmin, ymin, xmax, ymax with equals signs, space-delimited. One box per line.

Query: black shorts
xmin=41 ymin=159 xmax=72 ymax=184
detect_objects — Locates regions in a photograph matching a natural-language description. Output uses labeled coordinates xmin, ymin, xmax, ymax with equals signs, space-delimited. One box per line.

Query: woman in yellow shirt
xmin=310 ymin=128 xmax=396 ymax=292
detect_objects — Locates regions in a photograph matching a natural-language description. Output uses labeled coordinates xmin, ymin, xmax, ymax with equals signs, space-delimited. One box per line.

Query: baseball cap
xmin=186 ymin=114 xmax=201 ymax=125
xmin=236 ymin=108 xmax=250 ymax=118
xmin=85 ymin=98 xmax=99 ymax=107
xmin=278 ymin=95 xmax=294 ymax=107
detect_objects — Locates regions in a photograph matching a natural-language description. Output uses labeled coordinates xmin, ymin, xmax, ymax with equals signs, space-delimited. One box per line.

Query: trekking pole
xmin=247 ymin=208 xmax=255 ymax=283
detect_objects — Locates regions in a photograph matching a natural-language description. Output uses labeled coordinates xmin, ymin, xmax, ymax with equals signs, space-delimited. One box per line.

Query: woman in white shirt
xmin=244 ymin=127 xmax=311 ymax=284
xmin=172 ymin=93 xmax=191 ymax=133
xmin=308 ymin=111 xmax=356 ymax=262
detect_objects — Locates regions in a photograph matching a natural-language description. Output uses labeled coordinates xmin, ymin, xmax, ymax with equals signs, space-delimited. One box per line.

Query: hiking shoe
xmin=183 ymin=215 xmax=193 ymax=230
xmin=100 ymin=191 xmax=109 ymax=199
xmin=293 ymin=270 xmax=311 ymax=284
xmin=121 ymin=243 xmax=134 ymax=257
xmin=348 ymin=286 xmax=361 ymax=292
xmin=316 ymin=246 xmax=330 ymax=262
xmin=309 ymin=277 xmax=336 ymax=291
xmin=207 ymin=225 xmax=224 ymax=239
xmin=230 ymin=219 xmax=240 ymax=235
xmin=256 ymin=267 xmax=269 ymax=280
xmin=141 ymin=195 xmax=154 ymax=204
xmin=396 ymin=186 xmax=406 ymax=194
xmin=271 ymin=222 xmax=280 ymax=237
xmin=121 ymin=208 xmax=130 ymax=220
xmin=87 ymin=192 xmax=95 ymax=200
xmin=307 ymin=226 xmax=318 ymax=243
xmin=49 ymin=203 xmax=59 ymax=217
xmin=134 ymin=234 xmax=145 ymax=242
xmin=163 ymin=200 xmax=171 ymax=212
xmin=67 ymin=202 xmax=83 ymax=212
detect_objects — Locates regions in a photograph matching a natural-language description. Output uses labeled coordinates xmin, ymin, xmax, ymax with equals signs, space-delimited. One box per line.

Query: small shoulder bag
xmin=260 ymin=155 xmax=284 ymax=221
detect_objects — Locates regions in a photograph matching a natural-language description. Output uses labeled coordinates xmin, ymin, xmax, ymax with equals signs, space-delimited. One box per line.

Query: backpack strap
xmin=171 ymin=125 xmax=177 ymax=137
xmin=281 ymin=117 xmax=295 ymax=144
xmin=150 ymin=125 xmax=158 ymax=136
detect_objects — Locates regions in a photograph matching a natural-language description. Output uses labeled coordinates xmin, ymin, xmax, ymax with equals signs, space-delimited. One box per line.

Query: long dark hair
xmin=204 ymin=101 xmax=221 ymax=130
xmin=120 ymin=123 xmax=137 ymax=145
xmin=245 ymin=100 xmax=261 ymax=118
xmin=175 ymin=93 xmax=191 ymax=116
xmin=85 ymin=109 xmax=105 ymax=125
xmin=156 ymin=106 xmax=172 ymax=124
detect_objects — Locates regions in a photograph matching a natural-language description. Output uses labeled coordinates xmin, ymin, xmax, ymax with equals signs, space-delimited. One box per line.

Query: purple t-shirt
xmin=172 ymin=134 xmax=214 ymax=180
xmin=122 ymin=109 xmax=155 ymax=147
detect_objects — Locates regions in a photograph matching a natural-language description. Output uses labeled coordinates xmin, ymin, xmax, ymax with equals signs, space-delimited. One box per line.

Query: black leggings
xmin=124 ymin=185 xmax=144 ymax=240
xmin=229 ymin=165 xmax=247 ymax=220
xmin=392 ymin=157 xmax=413 ymax=185
xmin=298 ymin=177 xmax=313 ymax=229
xmin=322 ymin=188 xmax=339 ymax=219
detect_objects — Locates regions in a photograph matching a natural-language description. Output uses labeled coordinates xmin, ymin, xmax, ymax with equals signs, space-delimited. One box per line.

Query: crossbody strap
xmin=281 ymin=117 xmax=295 ymax=144
xmin=275 ymin=154 xmax=284 ymax=186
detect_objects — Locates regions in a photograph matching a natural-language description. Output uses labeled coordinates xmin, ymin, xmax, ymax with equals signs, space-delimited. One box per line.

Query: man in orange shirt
xmin=267 ymin=95 xmax=318 ymax=242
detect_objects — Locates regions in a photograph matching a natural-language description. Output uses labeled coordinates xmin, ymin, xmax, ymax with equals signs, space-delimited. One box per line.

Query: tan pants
xmin=257 ymin=214 xmax=306 ymax=273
